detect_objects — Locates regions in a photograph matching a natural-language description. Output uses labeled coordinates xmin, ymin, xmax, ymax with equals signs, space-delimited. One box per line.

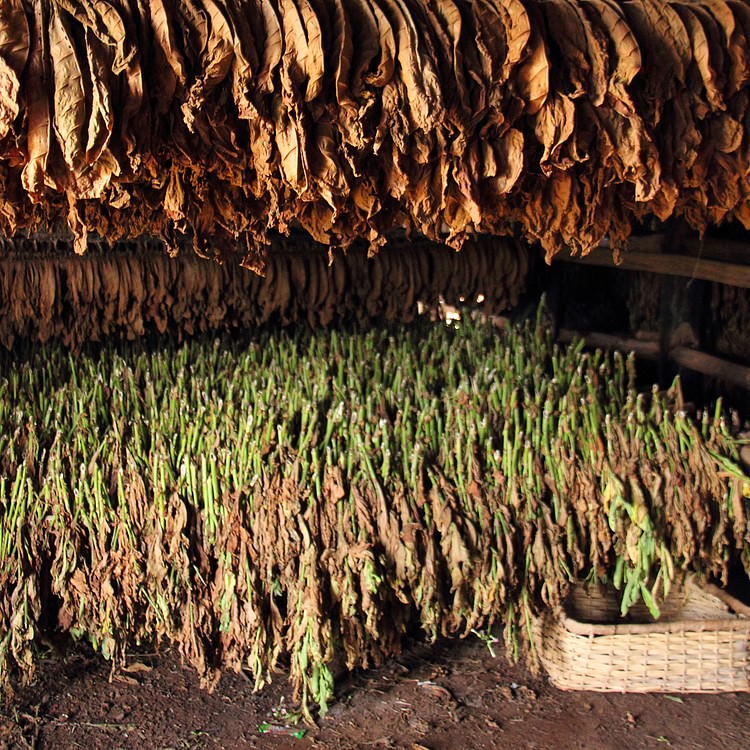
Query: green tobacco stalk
xmin=0 ymin=312 xmax=748 ymax=716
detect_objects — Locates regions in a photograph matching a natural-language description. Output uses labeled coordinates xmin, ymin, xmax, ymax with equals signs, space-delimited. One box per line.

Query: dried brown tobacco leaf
xmin=254 ymin=0 xmax=284 ymax=98
xmin=692 ymin=3 xmax=732 ymax=100
xmin=274 ymin=113 xmax=305 ymax=193
xmin=0 ymin=2 xmax=26 ymax=142
xmin=53 ymin=0 xmax=135 ymax=73
xmin=572 ymin=0 xmax=610 ymax=108
xmin=583 ymin=0 xmax=641 ymax=137
xmin=279 ymin=0 xmax=312 ymax=94
xmin=331 ymin=0 xmax=374 ymax=165
xmin=49 ymin=3 xmax=87 ymax=177
xmin=329 ymin=0 xmax=353 ymax=104
xmin=543 ymin=0 xmax=591 ymax=100
xmin=21 ymin=1 xmax=52 ymax=200
xmin=516 ymin=25 xmax=549 ymax=116
xmin=143 ymin=0 xmax=187 ymax=107
xmin=534 ymin=93 xmax=576 ymax=177
xmin=382 ymin=0 xmax=443 ymax=132
xmin=215 ymin=0 xmax=260 ymax=118
xmin=425 ymin=0 xmax=468 ymax=123
xmin=297 ymin=0 xmax=326 ymax=102
xmin=72 ymin=29 xmax=124 ymax=202
xmin=182 ymin=0 xmax=235 ymax=129
xmin=354 ymin=0 xmax=393 ymax=97
xmin=496 ymin=0 xmax=531 ymax=82
xmin=470 ymin=0 xmax=507 ymax=92
xmin=0 ymin=57 xmax=19 ymax=142
xmin=0 ymin=0 xmax=30 ymax=75
xmin=176 ymin=0 xmax=209 ymax=65
xmin=628 ymin=0 xmax=692 ymax=104
xmin=83 ymin=31 xmax=114 ymax=165
xmin=113 ymin=0 xmax=150 ymax=168
xmin=478 ymin=132 xmax=521 ymax=216
xmin=674 ymin=3 xmax=725 ymax=112
xmin=727 ymin=1 xmax=750 ymax=95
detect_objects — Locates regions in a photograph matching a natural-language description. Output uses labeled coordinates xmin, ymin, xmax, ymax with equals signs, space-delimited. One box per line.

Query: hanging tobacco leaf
xmin=0 ymin=1 xmax=748 ymax=260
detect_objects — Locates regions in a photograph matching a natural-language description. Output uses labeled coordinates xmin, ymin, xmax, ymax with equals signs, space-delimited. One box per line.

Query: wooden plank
xmin=671 ymin=347 xmax=750 ymax=390
xmin=682 ymin=237 xmax=750 ymax=265
xmin=555 ymin=246 xmax=750 ymax=289
xmin=599 ymin=234 xmax=750 ymax=263
xmin=557 ymin=329 xmax=660 ymax=359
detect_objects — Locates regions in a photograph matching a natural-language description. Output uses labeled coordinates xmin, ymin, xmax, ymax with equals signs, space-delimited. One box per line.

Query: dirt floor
xmin=0 ymin=635 xmax=747 ymax=750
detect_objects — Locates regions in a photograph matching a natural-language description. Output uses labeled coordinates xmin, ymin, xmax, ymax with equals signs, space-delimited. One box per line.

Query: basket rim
xmin=552 ymin=576 xmax=750 ymax=638
xmin=555 ymin=615 xmax=750 ymax=638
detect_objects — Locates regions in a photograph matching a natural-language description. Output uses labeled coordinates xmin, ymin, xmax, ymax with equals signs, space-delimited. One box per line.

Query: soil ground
xmin=1 ymin=635 xmax=747 ymax=750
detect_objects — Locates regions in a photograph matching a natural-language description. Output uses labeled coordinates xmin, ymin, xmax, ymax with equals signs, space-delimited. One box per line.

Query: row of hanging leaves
xmin=0 ymin=0 xmax=748 ymax=267
xmin=0 ymin=234 xmax=527 ymax=347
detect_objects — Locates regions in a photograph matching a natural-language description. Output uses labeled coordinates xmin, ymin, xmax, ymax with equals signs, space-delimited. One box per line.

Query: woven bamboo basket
xmin=536 ymin=576 xmax=750 ymax=693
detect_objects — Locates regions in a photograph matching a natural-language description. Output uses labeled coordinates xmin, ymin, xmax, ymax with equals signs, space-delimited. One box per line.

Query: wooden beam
xmin=671 ymin=347 xmax=750 ymax=390
xmin=682 ymin=237 xmax=750 ymax=265
xmin=557 ymin=329 xmax=660 ymax=359
xmin=555 ymin=246 xmax=750 ymax=289
xmin=597 ymin=233 xmax=750 ymax=262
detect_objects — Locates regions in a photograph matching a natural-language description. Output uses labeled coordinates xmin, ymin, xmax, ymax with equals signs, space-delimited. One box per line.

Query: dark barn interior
xmin=1 ymin=1 xmax=750 ymax=747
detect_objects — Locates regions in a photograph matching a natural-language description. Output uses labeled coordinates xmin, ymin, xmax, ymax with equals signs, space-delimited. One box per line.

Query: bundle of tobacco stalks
xmin=0 ymin=234 xmax=526 ymax=347
xmin=1 ymin=1 xmax=749 ymax=266
xmin=0 ymin=312 xmax=748 ymax=716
